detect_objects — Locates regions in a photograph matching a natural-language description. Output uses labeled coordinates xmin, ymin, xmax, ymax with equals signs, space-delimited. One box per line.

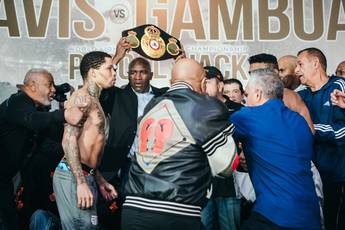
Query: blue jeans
xmin=29 ymin=210 xmax=60 ymax=230
xmin=201 ymin=197 xmax=241 ymax=230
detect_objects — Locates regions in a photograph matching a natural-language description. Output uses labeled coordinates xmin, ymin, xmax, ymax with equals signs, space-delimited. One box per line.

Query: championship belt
xmin=122 ymin=24 xmax=182 ymax=60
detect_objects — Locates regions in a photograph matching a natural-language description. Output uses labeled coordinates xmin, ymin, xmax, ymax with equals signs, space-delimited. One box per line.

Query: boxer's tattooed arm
xmin=63 ymin=124 xmax=86 ymax=185
xmin=73 ymin=95 xmax=91 ymax=114
xmin=73 ymin=95 xmax=86 ymax=106
xmin=62 ymin=94 xmax=91 ymax=185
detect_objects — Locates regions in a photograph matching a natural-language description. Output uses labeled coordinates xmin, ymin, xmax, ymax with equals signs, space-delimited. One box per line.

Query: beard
xmin=282 ymin=75 xmax=301 ymax=90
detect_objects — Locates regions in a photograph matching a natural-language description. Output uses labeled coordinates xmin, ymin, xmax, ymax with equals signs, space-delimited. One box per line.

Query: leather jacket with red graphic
xmin=124 ymin=82 xmax=238 ymax=217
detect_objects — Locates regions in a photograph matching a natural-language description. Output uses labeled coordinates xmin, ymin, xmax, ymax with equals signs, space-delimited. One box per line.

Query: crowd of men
xmin=0 ymin=37 xmax=345 ymax=230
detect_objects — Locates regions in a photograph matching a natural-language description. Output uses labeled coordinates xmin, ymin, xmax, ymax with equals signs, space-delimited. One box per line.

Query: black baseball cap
xmin=204 ymin=66 xmax=224 ymax=82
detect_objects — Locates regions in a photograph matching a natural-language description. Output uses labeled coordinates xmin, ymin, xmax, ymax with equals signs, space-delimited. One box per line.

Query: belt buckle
xmin=89 ymin=168 xmax=95 ymax=176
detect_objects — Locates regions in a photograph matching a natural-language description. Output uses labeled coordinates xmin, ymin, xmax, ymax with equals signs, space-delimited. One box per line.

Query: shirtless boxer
xmin=53 ymin=51 xmax=117 ymax=230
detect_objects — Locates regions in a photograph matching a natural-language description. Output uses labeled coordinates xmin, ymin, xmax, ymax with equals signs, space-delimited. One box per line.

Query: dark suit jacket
xmin=99 ymin=84 xmax=168 ymax=171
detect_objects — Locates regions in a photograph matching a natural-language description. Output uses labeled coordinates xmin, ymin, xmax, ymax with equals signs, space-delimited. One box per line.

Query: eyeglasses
xmin=128 ymin=70 xmax=149 ymax=76
xmin=336 ymin=70 xmax=345 ymax=76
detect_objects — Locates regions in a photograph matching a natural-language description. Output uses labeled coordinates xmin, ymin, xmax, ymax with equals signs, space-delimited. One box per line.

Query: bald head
xmin=171 ymin=58 xmax=205 ymax=93
xmin=336 ymin=61 xmax=345 ymax=77
xmin=278 ymin=55 xmax=297 ymax=77
xmin=278 ymin=55 xmax=300 ymax=90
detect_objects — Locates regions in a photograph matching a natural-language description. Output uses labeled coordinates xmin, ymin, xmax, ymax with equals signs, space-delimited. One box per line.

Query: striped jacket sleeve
xmin=202 ymin=124 xmax=239 ymax=177
xmin=314 ymin=78 xmax=345 ymax=143
xmin=314 ymin=123 xmax=345 ymax=143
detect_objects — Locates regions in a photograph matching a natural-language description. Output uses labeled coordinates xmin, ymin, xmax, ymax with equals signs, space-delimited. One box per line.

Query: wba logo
xmin=110 ymin=4 xmax=129 ymax=24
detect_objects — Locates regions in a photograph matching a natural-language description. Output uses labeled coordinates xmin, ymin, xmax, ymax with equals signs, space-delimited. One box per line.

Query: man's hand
xmin=64 ymin=106 xmax=82 ymax=126
xmin=95 ymin=170 xmax=117 ymax=200
xmin=113 ymin=37 xmax=131 ymax=65
xmin=77 ymin=183 xmax=94 ymax=209
xmin=331 ymin=89 xmax=345 ymax=109
xmin=175 ymin=45 xmax=186 ymax=63
xmin=99 ymin=182 xmax=118 ymax=201
xmin=64 ymin=96 xmax=90 ymax=126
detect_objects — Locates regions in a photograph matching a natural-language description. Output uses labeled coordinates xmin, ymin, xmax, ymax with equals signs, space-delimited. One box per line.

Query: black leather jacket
xmin=99 ymin=84 xmax=167 ymax=171
xmin=124 ymin=82 xmax=236 ymax=217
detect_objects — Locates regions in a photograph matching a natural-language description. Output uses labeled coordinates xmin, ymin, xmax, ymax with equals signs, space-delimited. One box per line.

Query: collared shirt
xmin=132 ymin=86 xmax=154 ymax=118
xmin=129 ymin=86 xmax=154 ymax=157
xmin=231 ymin=99 xmax=321 ymax=229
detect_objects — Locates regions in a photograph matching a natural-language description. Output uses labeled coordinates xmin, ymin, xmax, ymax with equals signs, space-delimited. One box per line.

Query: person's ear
xmin=201 ymin=77 xmax=207 ymax=94
xmin=312 ymin=57 xmax=319 ymax=69
xmin=90 ymin=68 xmax=97 ymax=79
xmin=149 ymin=71 xmax=153 ymax=81
xmin=29 ymin=81 xmax=37 ymax=92
xmin=255 ymin=88 xmax=263 ymax=102
xmin=218 ymin=81 xmax=224 ymax=93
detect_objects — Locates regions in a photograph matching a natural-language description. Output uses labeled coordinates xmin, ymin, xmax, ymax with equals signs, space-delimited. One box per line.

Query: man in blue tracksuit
xmin=231 ymin=69 xmax=321 ymax=230
xmin=296 ymin=47 xmax=345 ymax=230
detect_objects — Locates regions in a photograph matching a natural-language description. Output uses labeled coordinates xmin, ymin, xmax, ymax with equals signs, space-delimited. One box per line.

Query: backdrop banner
xmin=1 ymin=0 xmax=345 ymax=101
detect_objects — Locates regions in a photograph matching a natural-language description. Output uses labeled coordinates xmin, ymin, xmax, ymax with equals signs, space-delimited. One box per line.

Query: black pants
xmin=240 ymin=212 xmax=298 ymax=230
xmin=122 ymin=207 xmax=203 ymax=230
xmin=0 ymin=180 xmax=19 ymax=230
xmin=323 ymin=182 xmax=345 ymax=230
xmin=119 ymin=157 xmax=132 ymax=206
